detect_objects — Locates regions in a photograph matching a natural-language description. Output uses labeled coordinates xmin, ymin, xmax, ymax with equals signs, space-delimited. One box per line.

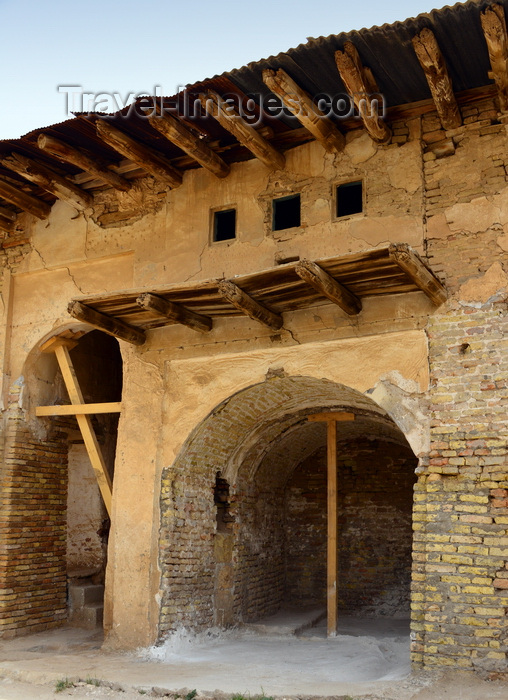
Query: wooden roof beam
xmin=1 ymin=153 xmax=93 ymax=211
xmin=136 ymin=292 xmax=212 ymax=333
xmin=68 ymin=300 xmax=146 ymax=345
xmin=388 ymin=243 xmax=447 ymax=306
xmin=218 ymin=280 xmax=283 ymax=330
xmin=148 ymin=109 xmax=230 ymax=178
xmin=481 ymin=4 xmax=508 ymax=113
xmin=295 ymin=259 xmax=362 ymax=315
xmin=262 ymin=68 xmax=345 ymax=154
xmin=0 ymin=214 xmax=14 ymax=233
xmin=412 ymin=29 xmax=461 ymax=130
xmin=335 ymin=42 xmax=392 ymax=144
xmin=37 ymin=133 xmax=131 ymax=192
xmin=0 ymin=176 xmax=51 ymax=219
xmin=200 ymin=90 xmax=285 ymax=170
xmin=95 ymin=120 xmax=183 ymax=188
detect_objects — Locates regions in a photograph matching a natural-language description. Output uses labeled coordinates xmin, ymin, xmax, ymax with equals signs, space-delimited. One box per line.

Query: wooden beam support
xmin=200 ymin=91 xmax=285 ymax=170
xmin=0 ymin=214 xmax=14 ymax=233
xmin=295 ymin=260 xmax=362 ymax=315
xmin=334 ymin=42 xmax=392 ymax=143
xmin=388 ymin=243 xmax=447 ymax=306
xmin=36 ymin=401 xmax=122 ymax=417
xmin=68 ymin=300 xmax=146 ymax=346
xmin=95 ymin=120 xmax=183 ymax=188
xmin=0 ymin=177 xmax=51 ymax=219
xmin=136 ymin=292 xmax=212 ymax=333
xmin=1 ymin=153 xmax=93 ymax=211
xmin=481 ymin=4 xmax=508 ymax=112
xmin=37 ymin=133 xmax=131 ymax=192
xmin=412 ymin=29 xmax=462 ymax=130
xmin=218 ymin=280 xmax=283 ymax=330
xmin=148 ymin=110 xmax=230 ymax=178
xmin=308 ymin=411 xmax=355 ymax=422
xmin=262 ymin=68 xmax=345 ymax=153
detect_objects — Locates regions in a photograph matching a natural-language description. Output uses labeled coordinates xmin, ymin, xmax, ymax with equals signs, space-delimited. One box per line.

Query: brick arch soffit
xmin=168 ymin=374 xmax=420 ymax=490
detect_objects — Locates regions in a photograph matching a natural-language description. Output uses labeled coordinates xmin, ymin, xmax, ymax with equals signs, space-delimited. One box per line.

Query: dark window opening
xmin=272 ymin=194 xmax=301 ymax=231
xmin=214 ymin=472 xmax=234 ymax=532
xmin=336 ymin=181 xmax=363 ymax=218
xmin=213 ymin=209 xmax=236 ymax=242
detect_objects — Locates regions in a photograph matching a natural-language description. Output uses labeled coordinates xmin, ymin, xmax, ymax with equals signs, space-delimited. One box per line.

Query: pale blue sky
xmin=1 ymin=0 xmax=444 ymax=139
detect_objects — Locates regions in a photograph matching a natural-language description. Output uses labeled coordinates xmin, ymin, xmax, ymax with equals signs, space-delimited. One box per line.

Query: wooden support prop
xmin=0 ymin=214 xmax=14 ymax=233
xmin=388 ymin=243 xmax=447 ymax=306
xmin=148 ymin=109 xmax=230 ymax=178
xmin=36 ymin=401 xmax=122 ymax=417
xmin=412 ymin=29 xmax=461 ymax=130
xmin=308 ymin=411 xmax=355 ymax=422
xmin=262 ymin=68 xmax=345 ymax=153
xmin=200 ymin=91 xmax=286 ymax=170
xmin=0 ymin=177 xmax=51 ymax=219
xmin=37 ymin=133 xmax=131 ymax=192
xmin=68 ymin=300 xmax=146 ymax=346
xmin=136 ymin=292 xmax=212 ymax=333
xmin=481 ymin=4 xmax=508 ymax=112
xmin=295 ymin=260 xmax=362 ymax=315
xmin=218 ymin=280 xmax=283 ymax=330
xmin=1 ymin=153 xmax=93 ymax=211
xmin=334 ymin=42 xmax=392 ymax=144
xmin=96 ymin=120 xmax=183 ymax=188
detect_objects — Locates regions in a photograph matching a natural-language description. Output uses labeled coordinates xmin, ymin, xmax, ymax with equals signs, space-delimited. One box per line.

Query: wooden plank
xmin=412 ymin=29 xmax=461 ymax=130
xmin=68 ymin=300 xmax=146 ymax=345
xmin=200 ymin=91 xmax=286 ymax=170
xmin=335 ymin=42 xmax=392 ymax=144
xmin=308 ymin=412 xmax=355 ymax=422
xmin=327 ymin=419 xmax=338 ymax=638
xmin=481 ymin=4 xmax=508 ymax=112
xmin=262 ymin=68 xmax=345 ymax=153
xmin=136 ymin=292 xmax=212 ymax=332
xmin=218 ymin=280 xmax=283 ymax=330
xmin=53 ymin=343 xmax=112 ymax=516
xmin=388 ymin=243 xmax=447 ymax=305
xmin=0 ymin=176 xmax=51 ymax=219
xmin=36 ymin=401 xmax=122 ymax=416
xmin=0 ymin=214 xmax=14 ymax=233
xmin=295 ymin=260 xmax=362 ymax=315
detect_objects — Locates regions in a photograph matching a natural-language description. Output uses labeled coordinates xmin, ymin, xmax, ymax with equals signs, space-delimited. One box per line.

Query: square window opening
xmin=213 ymin=209 xmax=236 ymax=242
xmin=272 ymin=194 xmax=301 ymax=231
xmin=336 ymin=181 xmax=363 ymax=218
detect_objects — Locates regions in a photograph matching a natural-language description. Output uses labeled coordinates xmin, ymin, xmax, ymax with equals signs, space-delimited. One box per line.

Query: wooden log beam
xmin=200 ymin=91 xmax=285 ymax=170
xmin=37 ymin=133 xmax=131 ymax=192
xmin=388 ymin=243 xmax=447 ymax=306
xmin=262 ymin=68 xmax=345 ymax=153
xmin=218 ymin=280 xmax=283 ymax=330
xmin=334 ymin=42 xmax=392 ymax=143
xmin=295 ymin=259 xmax=362 ymax=315
xmin=0 ymin=214 xmax=14 ymax=233
xmin=412 ymin=29 xmax=461 ymax=130
xmin=68 ymin=300 xmax=146 ymax=345
xmin=136 ymin=292 xmax=212 ymax=332
xmin=148 ymin=110 xmax=230 ymax=178
xmin=95 ymin=120 xmax=183 ymax=188
xmin=481 ymin=4 xmax=508 ymax=112
xmin=1 ymin=153 xmax=93 ymax=211
xmin=0 ymin=177 xmax=51 ymax=219
xmin=36 ymin=401 xmax=122 ymax=416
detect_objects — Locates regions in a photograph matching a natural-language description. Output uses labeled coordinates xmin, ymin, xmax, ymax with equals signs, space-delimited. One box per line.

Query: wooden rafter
xmin=37 ymin=133 xmax=131 ymax=192
xmin=0 ymin=214 xmax=14 ymax=233
xmin=388 ymin=243 xmax=447 ymax=305
xmin=412 ymin=29 xmax=461 ymax=130
xmin=148 ymin=109 xmax=230 ymax=178
xmin=295 ymin=260 xmax=362 ymax=315
xmin=262 ymin=68 xmax=345 ymax=153
xmin=200 ymin=90 xmax=285 ymax=170
xmin=68 ymin=300 xmax=145 ymax=345
xmin=36 ymin=402 xmax=122 ymax=417
xmin=334 ymin=42 xmax=392 ymax=144
xmin=1 ymin=153 xmax=93 ymax=211
xmin=95 ymin=120 xmax=183 ymax=188
xmin=0 ymin=176 xmax=51 ymax=219
xmin=136 ymin=292 xmax=212 ymax=333
xmin=481 ymin=4 xmax=508 ymax=112
xmin=218 ymin=280 xmax=283 ymax=330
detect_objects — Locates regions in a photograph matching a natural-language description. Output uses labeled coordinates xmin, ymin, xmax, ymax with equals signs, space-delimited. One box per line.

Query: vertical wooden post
xmin=327 ymin=418 xmax=338 ymax=637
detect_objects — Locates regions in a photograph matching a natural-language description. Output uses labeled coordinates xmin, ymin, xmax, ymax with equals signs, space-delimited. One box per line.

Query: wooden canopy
xmin=68 ymin=243 xmax=447 ymax=345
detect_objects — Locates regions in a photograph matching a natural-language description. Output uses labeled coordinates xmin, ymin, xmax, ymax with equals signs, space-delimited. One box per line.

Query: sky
xmin=0 ymin=0 xmax=446 ymax=140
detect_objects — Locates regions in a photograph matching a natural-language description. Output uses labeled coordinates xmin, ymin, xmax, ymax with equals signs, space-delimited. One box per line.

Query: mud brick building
xmin=0 ymin=0 xmax=507 ymax=679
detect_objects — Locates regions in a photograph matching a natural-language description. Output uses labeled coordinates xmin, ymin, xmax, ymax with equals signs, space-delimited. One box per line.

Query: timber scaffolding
xmin=0 ymin=0 xmax=508 ymax=228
